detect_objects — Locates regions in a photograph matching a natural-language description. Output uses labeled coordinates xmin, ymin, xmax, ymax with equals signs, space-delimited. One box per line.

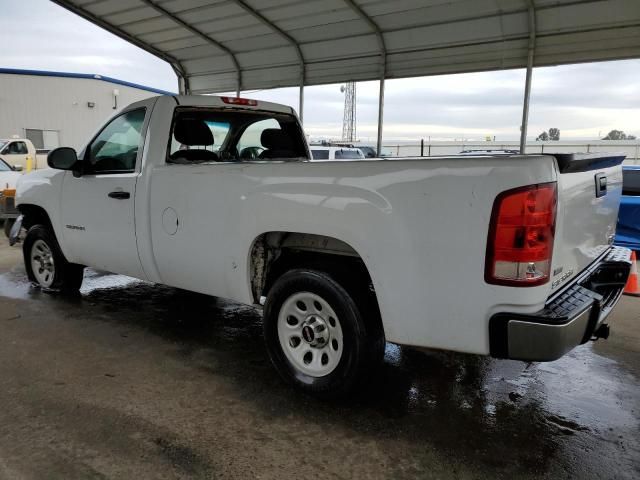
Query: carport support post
xmin=519 ymin=0 xmax=536 ymax=154
xmin=376 ymin=76 xmax=385 ymax=156
xmin=174 ymin=67 xmax=189 ymax=95
xmin=519 ymin=65 xmax=533 ymax=154
xmin=299 ymin=83 xmax=304 ymax=123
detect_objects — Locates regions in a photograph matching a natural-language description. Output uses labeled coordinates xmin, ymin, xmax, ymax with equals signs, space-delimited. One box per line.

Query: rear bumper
xmin=489 ymin=246 xmax=632 ymax=361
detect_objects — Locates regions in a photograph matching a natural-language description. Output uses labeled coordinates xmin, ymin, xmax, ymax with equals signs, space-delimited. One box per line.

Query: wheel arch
xmin=247 ymin=232 xmax=384 ymax=335
xmin=248 ymin=232 xmax=367 ymax=297
xmin=18 ymin=203 xmax=53 ymax=230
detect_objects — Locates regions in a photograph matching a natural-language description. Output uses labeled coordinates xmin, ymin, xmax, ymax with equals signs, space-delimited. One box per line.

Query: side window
xmin=311 ymin=149 xmax=329 ymax=160
xmin=622 ymin=170 xmax=640 ymax=196
xmin=6 ymin=142 xmax=27 ymax=154
xmin=87 ymin=108 xmax=146 ymax=173
xmin=237 ymin=119 xmax=280 ymax=160
xmin=14 ymin=142 xmax=28 ymax=154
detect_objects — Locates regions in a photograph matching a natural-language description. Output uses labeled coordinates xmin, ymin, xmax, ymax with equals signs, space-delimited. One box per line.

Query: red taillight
xmin=221 ymin=96 xmax=258 ymax=106
xmin=485 ymin=182 xmax=557 ymax=286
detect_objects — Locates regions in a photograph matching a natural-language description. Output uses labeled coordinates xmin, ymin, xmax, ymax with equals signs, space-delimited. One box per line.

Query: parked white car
xmin=310 ymin=146 xmax=365 ymax=160
xmin=0 ymin=138 xmax=37 ymax=171
xmin=13 ymin=95 xmax=631 ymax=396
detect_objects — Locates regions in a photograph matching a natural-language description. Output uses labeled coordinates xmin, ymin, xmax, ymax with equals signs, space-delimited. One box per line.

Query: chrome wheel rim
xmin=277 ymin=291 xmax=344 ymax=377
xmin=30 ymin=239 xmax=55 ymax=288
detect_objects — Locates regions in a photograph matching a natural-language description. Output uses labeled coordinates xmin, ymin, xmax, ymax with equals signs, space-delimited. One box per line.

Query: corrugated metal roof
xmin=52 ymin=0 xmax=640 ymax=94
xmin=0 ymin=67 xmax=175 ymax=95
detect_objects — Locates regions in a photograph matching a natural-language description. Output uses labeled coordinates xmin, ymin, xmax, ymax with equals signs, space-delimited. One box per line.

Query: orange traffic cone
xmin=624 ymin=251 xmax=640 ymax=297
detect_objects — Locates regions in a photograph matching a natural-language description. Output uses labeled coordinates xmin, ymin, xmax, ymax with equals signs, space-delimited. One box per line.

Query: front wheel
xmin=23 ymin=224 xmax=84 ymax=293
xmin=263 ymin=269 xmax=384 ymax=397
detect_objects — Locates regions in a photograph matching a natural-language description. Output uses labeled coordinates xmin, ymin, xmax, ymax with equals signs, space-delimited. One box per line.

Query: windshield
xmin=0 ymin=141 xmax=7 ymax=152
xmin=0 ymin=158 xmax=12 ymax=172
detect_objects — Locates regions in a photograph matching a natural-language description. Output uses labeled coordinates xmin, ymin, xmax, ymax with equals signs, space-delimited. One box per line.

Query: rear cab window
xmin=167 ymin=108 xmax=308 ymax=163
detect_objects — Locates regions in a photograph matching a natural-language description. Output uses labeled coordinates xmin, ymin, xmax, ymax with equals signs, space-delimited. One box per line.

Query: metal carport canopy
xmin=52 ymin=0 xmax=640 ymax=152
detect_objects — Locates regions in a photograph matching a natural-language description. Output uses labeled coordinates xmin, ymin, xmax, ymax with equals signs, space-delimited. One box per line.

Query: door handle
xmin=108 ymin=191 xmax=130 ymax=199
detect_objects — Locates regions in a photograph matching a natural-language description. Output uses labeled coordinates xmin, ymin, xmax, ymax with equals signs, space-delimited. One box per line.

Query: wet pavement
xmin=0 ymin=242 xmax=638 ymax=479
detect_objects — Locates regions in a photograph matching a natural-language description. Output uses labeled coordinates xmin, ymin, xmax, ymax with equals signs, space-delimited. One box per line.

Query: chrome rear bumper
xmin=490 ymin=246 xmax=632 ymax=361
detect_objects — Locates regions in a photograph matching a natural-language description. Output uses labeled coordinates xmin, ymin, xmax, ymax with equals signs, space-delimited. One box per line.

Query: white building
xmin=0 ymin=68 xmax=174 ymax=151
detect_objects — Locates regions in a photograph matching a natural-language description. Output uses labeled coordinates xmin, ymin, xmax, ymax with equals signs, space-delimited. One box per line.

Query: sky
xmin=1 ymin=0 xmax=639 ymax=142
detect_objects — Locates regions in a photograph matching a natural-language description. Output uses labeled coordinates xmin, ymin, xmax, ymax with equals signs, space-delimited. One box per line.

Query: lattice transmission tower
xmin=341 ymin=82 xmax=356 ymax=142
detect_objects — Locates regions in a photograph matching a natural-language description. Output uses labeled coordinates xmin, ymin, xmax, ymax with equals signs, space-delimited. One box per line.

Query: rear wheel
xmin=23 ymin=224 xmax=84 ymax=293
xmin=263 ymin=269 xmax=384 ymax=397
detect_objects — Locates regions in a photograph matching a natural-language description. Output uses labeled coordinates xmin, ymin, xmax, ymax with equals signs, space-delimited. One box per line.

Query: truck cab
xmin=0 ymin=138 xmax=37 ymax=171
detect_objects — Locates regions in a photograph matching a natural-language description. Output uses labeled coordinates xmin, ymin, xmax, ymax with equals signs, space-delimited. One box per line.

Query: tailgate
xmin=551 ymin=153 xmax=626 ymax=291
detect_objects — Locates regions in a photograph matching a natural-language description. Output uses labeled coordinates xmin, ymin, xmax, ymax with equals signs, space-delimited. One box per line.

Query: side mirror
xmin=12 ymin=164 xmax=23 ymax=172
xmin=48 ymin=147 xmax=79 ymax=172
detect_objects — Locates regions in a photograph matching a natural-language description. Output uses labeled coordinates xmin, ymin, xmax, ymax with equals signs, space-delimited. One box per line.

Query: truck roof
xmin=171 ymin=95 xmax=296 ymax=115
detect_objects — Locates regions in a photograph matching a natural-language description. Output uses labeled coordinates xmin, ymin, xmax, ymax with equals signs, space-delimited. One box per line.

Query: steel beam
xmin=230 ymin=0 xmax=306 ymax=121
xmin=140 ymin=0 xmax=241 ymax=96
xmin=172 ymin=66 xmax=187 ymax=94
xmin=299 ymin=81 xmax=305 ymax=123
xmin=520 ymin=0 xmax=537 ymax=154
xmin=342 ymin=0 xmax=387 ymax=155
xmin=51 ymin=0 xmax=188 ymax=91
xmin=377 ymin=74 xmax=385 ymax=157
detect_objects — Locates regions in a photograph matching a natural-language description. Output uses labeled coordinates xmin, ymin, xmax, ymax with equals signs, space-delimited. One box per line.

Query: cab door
xmin=60 ymin=107 xmax=148 ymax=279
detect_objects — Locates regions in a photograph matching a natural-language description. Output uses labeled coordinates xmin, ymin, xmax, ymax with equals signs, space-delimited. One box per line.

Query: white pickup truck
xmin=13 ymin=95 xmax=631 ymax=396
xmin=0 ymin=138 xmax=37 ymax=171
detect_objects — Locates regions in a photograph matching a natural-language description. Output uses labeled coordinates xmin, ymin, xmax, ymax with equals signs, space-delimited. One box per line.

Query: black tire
xmin=263 ymin=269 xmax=384 ymax=397
xmin=23 ymin=224 xmax=84 ymax=293
xmin=3 ymin=218 xmax=14 ymax=239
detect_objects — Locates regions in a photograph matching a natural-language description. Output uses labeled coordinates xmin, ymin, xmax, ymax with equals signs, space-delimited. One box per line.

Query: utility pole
xmin=341 ymin=82 xmax=356 ymax=142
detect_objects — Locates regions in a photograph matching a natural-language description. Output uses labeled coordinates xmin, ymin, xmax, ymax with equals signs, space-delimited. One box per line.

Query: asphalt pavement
xmin=0 ymin=241 xmax=638 ymax=479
